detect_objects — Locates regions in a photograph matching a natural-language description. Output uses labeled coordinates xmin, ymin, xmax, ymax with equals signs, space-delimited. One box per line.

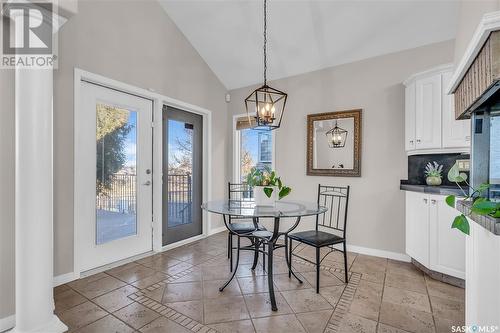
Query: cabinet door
xmin=415 ymin=75 xmax=442 ymax=149
xmin=405 ymin=82 xmax=416 ymax=151
xmin=441 ymin=71 xmax=471 ymax=148
xmin=406 ymin=191 xmax=430 ymax=266
xmin=429 ymin=194 xmax=465 ymax=279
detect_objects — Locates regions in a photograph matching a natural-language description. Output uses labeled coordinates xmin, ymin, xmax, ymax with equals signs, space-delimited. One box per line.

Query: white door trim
xmin=74 ymin=68 xmax=212 ymax=276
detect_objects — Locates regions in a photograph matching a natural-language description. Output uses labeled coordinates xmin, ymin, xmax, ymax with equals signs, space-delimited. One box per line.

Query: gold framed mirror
xmin=307 ymin=109 xmax=362 ymax=177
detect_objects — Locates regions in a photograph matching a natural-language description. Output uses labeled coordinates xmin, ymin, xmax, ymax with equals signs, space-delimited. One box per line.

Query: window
xmin=234 ymin=116 xmax=274 ymax=182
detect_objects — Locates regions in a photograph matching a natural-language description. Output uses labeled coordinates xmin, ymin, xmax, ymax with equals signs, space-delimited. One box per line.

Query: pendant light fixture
xmin=245 ymin=0 xmax=287 ymax=131
xmin=326 ymin=120 xmax=348 ymax=148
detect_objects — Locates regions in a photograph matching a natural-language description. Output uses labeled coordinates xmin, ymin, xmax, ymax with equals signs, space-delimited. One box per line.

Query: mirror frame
xmin=306 ymin=109 xmax=362 ymax=177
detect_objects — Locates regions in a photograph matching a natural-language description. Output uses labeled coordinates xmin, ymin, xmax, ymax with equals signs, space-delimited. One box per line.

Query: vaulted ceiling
xmin=159 ymin=1 xmax=459 ymax=90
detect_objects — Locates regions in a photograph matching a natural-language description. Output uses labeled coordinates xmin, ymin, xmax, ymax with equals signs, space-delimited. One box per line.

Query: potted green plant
xmin=445 ymin=162 xmax=500 ymax=235
xmin=245 ymin=167 xmax=291 ymax=206
xmin=424 ymin=161 xmax=443 ymax=186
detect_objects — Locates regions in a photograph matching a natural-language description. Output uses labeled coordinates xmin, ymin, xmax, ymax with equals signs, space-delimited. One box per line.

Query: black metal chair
xmin=226 ymin=183 xmax=267 ymax=272
xmin=287 ymin=184 xmax=350 ymax=293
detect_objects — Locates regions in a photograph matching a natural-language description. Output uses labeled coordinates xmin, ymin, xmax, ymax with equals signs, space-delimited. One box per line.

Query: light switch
xmin=456 ymin=159 xmax=470 ymax=172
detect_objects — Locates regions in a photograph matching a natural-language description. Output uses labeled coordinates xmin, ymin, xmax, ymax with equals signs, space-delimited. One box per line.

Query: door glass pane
xmin=95 ymin=103 xmax=137 ymax=245
xmin=167 ymin=119 xmax=193 ymax=227
xmin=240 ymin=129 xmax=272 ymax=182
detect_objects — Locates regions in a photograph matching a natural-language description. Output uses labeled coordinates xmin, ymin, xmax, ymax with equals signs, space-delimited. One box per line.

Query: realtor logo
xmin=1 ymin=2 xmax=57 ymax=68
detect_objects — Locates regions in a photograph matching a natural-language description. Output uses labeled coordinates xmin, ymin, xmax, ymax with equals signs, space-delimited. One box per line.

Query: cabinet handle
xmin=430 ymin=199 xmax=436 ymax=205
xmin=409 ymin=140 xmax=414 ymax=144
xmin=416 ymin=139 xmax=421 ymax=143
xmin=423 ymin=198 xmax=428 ymax=204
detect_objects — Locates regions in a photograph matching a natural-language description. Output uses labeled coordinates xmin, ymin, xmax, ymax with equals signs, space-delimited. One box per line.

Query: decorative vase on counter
xmin=424 ymin=161 xmax=443 ymax=186
xmin=253 ymin=186 xmax=276 ymax=206
xmin=426 ymin=176 xmax=442 ymax=186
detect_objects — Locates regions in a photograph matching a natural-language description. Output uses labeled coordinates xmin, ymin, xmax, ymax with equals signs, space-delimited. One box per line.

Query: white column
xmin=7 ymin=6 xmax=67 ymax=333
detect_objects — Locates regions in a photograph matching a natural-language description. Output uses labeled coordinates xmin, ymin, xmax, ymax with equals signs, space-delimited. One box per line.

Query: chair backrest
xmin=316 ymin=184 xmax=350 ymax=237
xmin=228 ymin=182 xmax=253 ymax=201
xmin=227 ymin=182 xmax=253 ymax=221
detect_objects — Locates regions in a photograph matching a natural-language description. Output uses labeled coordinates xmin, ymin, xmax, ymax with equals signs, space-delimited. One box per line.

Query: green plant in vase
xmin=445 ymin=162 xmax=500 ymax=235
xmin=424 ymin=161 xmax=443 ymax=186
xmin=246 ymin=167 xmax=291 ymax=206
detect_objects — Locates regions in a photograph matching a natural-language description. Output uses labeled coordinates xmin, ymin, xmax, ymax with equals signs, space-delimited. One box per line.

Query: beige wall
xmin=454 ymin=0 xmax=500 ymax=64
xmin=228 ymin=40 xmax=455 ymax=255
xmin=1 ymin=0 xmax=228 ymax=320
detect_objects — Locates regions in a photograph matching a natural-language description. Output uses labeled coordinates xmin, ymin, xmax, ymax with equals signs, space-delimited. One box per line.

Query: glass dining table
xmin=201 ymin=200 xmax=327 ymax=311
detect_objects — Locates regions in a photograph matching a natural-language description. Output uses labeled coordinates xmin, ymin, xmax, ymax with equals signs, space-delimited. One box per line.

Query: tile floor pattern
xmin=55 ymin=232 xmax=465 ymax=332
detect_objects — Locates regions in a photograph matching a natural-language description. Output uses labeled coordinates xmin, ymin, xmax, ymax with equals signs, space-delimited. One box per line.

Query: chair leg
xmin=316 ymin=247 xmax=320 ymax=293
xmin=286 ymin=237 xmax=291 ymax=278
xmin=230 ymin=234 xmax=233 ymax=272
xmin=262 ymin=243 xmax=266 ymax=271
xmin=343 ymin=241 xmax=349 ymax=283
xmin=227 ymin=232 xmax=231 ymax=259
xmin=285 ymin=237 xmax=303 ymax=284
xmin=251 ymin=238 xmax=259 ymax=270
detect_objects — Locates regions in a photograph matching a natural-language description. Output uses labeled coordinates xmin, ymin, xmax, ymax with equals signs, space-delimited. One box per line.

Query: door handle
xmin=143 ymin=180 xmax=151 ymax=186
xmin=430 ymin=199 xmax=436 ymax=205
xmin=423 ymin=198 xmax=428 ymax=204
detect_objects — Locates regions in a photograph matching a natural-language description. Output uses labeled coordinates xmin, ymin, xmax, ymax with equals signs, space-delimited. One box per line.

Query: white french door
xmin=78 ymin=81 xmax=153 ymax=271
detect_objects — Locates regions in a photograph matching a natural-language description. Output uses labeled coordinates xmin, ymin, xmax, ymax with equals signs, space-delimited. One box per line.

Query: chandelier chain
xmin=263 ymin=0 xmax=267 ymax=85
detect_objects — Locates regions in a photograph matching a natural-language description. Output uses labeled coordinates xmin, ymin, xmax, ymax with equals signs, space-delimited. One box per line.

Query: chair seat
xmin=288 ymin=230 xmax=344 ymax=247
xmin=230 ymin=222 xmax=266 ymax=234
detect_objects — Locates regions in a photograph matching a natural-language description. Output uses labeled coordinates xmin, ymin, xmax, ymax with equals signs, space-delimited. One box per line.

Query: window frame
xmin=232 ymin=113 xmax=276 ymax=183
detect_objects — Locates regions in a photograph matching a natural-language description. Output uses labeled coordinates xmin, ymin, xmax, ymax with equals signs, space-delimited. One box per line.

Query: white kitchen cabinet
xmin=404 ymin=82 xmax=416 ymax=151
xmin=404 ymin=64 xmax=470 ymax=154
xmin=429 ymin=194 xmax=466 ymax=279
xmin=441 ymin=71 xmax=472 ymax=148
xmin=415 ymin=74 xmax=442 ymax=149
xmin=405 ymin=191 xmax=430 ymax=267
xmin=405 ymin=191 xmax=465 ymax=279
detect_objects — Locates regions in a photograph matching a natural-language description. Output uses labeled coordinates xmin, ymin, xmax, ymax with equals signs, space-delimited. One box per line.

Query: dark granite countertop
xmin=456 ymin=200 xmax=500 ymax=235
xmin=400 ymin=180 xmax=465 ymax=196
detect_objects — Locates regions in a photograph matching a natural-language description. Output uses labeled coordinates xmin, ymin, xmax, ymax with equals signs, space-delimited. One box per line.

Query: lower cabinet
xmin=406 ymin=191 xmax=430 ymax=267
xmin=405 ymin=191 xmax=465 ymax=279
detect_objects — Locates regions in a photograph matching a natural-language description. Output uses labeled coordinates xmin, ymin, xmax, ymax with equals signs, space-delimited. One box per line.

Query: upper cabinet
xmin=415 ymin=74 xmax=442 ymax=149
xmin=404 ymin=64 xmax=470 ymax=155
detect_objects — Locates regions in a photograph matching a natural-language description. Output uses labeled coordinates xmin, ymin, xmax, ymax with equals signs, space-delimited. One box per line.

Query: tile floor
xmin=55 ymin=232 xmax=465 ymax=332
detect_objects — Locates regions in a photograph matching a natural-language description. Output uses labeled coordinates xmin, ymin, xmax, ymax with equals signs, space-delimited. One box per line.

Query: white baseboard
xmin=208 ymin=226 xmax=226 ymax=236
xmin=204 ymin=227 xmax=410 ymax=262
xmin=3 ymin=314 xmax=67 ymax=333
xmin=347 ymin=244 xmax=411 ymax=262
xmin=53 ymin=271 xmax=79 ymax=287
xmin=0 ymin=314 xmax=15 ymax=333
xmin=205 ymin=226 xmax=410 ymax=262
